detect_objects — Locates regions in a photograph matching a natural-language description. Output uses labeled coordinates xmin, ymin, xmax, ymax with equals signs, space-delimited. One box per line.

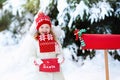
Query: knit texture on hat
xmin=35 ymin=12 xmax=51 ymax=30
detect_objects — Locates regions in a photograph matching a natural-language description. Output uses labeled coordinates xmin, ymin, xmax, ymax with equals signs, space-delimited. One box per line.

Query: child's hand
xmin=34 ymin=59 xmax=43 ymax=66
xmin=57 ymin=55 xmax=64 ymax=64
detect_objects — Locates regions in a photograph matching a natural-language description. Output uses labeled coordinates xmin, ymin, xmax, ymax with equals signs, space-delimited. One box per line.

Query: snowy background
xmin=0 ymin=0 xmax=120 ymax=80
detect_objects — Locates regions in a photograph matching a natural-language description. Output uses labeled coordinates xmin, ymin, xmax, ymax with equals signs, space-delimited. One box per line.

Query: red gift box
xmin=38 ymin=34 xmax=56 ymax=52
xmin=39 ymin=58 xmax=60 ymax=72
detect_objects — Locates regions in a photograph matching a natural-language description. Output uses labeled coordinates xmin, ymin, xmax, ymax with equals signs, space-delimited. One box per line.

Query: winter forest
xmin=0 ymin=0 xmax=120 ymax=80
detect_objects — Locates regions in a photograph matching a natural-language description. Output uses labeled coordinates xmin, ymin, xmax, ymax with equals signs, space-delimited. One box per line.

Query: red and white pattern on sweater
xmin=38 ymin=34 xmax=56 ymax=53
xmin=39 ymin=34 xmax=54 ymax=41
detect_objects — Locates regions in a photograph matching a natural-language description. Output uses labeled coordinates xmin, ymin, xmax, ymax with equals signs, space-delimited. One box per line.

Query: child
xmin=29 ymin=12 xmax=65 ymax=80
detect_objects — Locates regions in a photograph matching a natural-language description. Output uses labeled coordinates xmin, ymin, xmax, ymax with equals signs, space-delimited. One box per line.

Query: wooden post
xmin=104 ymin=50 xmax=109 ymax=80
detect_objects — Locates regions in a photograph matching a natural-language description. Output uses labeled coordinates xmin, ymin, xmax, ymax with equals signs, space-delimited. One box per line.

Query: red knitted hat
xmin=35 ymin=12 xmax=51 ymax=30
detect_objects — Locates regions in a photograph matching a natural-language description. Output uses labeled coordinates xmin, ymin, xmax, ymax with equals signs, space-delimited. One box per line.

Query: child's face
xmin=38 ymin=24 xmax=51 ymax=34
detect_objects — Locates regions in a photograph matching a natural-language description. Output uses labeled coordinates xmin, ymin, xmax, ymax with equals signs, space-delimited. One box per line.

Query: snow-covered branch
xmin=88 ymin=1 xmax=113 ymax=24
